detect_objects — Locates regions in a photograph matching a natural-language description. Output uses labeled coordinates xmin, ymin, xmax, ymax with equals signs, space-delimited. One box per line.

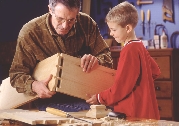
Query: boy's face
xmin=107 ymin=22 xmax=128 ymax=43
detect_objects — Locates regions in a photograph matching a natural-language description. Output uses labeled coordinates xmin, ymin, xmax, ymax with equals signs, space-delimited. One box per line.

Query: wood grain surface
xmin=0 ymin=53 xmax=116 ymax=109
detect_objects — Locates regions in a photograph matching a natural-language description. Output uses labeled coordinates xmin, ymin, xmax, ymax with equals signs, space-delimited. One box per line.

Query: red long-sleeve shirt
xmin=98 ymin=40 xmax=160 ymax=120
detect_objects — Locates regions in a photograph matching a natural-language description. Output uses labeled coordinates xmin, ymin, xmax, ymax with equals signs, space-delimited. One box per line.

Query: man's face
xmin=49 ymin=3 xmax=79 ymax=35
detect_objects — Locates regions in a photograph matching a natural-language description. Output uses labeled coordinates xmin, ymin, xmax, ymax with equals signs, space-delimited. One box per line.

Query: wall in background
xmin=91 ymin=0 xmax=124 ymax=39
xmin=90 ymin=0 xmax=179 ymax=48
xmin=1 ymin=0 xmax=179 ymax=45
xmin=0 ymin=0 xmax=49 ymax=42
xmin=130 ymin=0 xmax=179 ymax=48
xmin=0 ymin=0 xmax=49 ymax=83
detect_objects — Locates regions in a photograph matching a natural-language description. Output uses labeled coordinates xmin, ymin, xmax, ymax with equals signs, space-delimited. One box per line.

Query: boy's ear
xmin=126 ymin=24 xmax=132 ymax=33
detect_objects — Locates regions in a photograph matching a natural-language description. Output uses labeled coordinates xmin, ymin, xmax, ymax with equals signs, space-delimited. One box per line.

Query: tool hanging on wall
xmin=170 ymin=31 xmax=179 ymax=48
xmin=162 ymin=0 xmax=174 ymax=22
xmin=140 ymin=10 xmax=145 ymax=35
xmin=154 ymin=24 xmax=166 ymax=36
xmin=137 ymin=0 xmax=153 ymax=6
xmin=147 ymin=9 xmax=151 ymax=38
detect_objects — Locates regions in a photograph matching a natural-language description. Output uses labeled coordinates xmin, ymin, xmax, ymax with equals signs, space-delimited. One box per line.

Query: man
xmin=9 ymin=0 xmax=113 ymax=112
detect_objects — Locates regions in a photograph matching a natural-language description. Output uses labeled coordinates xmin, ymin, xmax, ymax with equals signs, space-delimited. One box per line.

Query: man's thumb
xmin=43 ymin=74 xmax=53 ymax=85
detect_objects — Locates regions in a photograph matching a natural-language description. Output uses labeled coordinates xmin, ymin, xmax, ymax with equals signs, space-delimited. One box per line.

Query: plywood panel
xmin=0 ymin=77 xmax=38 ymax=110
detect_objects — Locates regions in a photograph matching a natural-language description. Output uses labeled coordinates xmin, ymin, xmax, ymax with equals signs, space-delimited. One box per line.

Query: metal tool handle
xmin=46 ymin=107 xmax=68 ymax=117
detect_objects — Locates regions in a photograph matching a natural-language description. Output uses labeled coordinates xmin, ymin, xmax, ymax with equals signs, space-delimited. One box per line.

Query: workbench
xmin=1 ymin=109 xmax=179 ymax=126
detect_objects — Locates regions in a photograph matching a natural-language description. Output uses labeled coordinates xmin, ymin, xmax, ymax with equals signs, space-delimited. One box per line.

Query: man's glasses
xmin=54 ymin=13 xmax=76 ymax=25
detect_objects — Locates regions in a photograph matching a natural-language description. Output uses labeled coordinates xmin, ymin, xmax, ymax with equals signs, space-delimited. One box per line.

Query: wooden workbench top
xmin=1 ymin=109 xmax=179 ymax=126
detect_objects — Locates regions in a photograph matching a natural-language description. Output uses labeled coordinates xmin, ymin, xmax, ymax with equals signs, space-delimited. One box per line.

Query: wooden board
xmin=0 ymin=77 xmax=38 ymax=110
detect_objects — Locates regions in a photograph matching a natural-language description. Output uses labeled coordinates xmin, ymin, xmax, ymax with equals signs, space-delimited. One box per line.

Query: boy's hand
xmin=86 ymin=94 xmax=99 ymax=105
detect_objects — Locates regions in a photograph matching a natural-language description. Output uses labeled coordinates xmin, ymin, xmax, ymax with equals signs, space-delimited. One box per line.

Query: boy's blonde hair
xmin=105 ymin=1 xmax=138 ymax=28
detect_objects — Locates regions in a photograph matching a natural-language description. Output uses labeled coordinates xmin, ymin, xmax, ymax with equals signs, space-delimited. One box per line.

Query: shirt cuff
xmin=96 ymin=58 xmax=101 ymax=65
xmin=25 ymin=80 xmax=36 ymax=96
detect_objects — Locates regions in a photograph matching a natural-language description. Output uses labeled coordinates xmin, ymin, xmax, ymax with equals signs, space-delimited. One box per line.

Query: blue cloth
xmin=34 ymin=92 xmax=90 ymax=112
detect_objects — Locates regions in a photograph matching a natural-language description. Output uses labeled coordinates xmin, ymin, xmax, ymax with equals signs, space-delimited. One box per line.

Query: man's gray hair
xmin=49 ymin=0 xmax=81 ymax=11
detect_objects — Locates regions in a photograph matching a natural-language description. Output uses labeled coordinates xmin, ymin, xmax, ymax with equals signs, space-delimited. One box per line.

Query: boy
xmin=86 ymin=1 xmax=160 ymax=120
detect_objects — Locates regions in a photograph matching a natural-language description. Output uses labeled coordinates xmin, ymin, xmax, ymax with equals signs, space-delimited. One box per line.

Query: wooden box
xmin=0 ymin=53 xmax=116 ymax=109
xmin=33 ymin=53 xmax=116 ymax=100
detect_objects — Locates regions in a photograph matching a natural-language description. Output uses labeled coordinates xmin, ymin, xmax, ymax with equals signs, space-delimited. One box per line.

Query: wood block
xmin=86 ymin=105 xmax=111 ymax=118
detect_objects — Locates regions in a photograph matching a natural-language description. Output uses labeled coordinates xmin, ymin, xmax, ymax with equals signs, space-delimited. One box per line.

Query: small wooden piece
xmin=86 ymin=105 xmax=111 ymax=118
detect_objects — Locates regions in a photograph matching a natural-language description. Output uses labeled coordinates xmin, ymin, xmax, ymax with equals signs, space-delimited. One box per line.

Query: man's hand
xmin=81 ymin=54 xmax=99 ymax=72
xmin=32 ymin=74 xmax=56 ymax=98
xmin=86 ymin=94 xmax=99 ymax=105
